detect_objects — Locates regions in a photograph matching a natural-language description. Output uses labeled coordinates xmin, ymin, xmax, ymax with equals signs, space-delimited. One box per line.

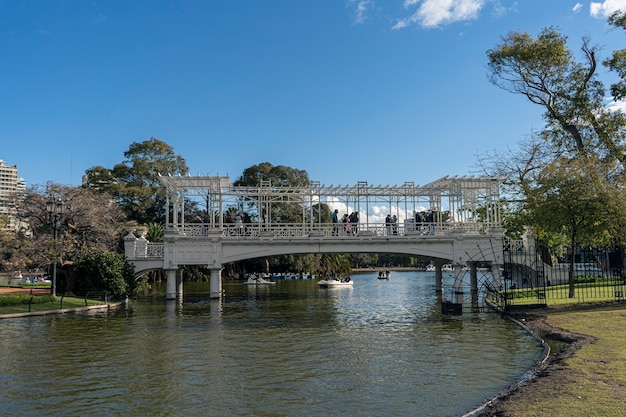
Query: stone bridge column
xmin=177 ymin=269 xmax=184 ymax=298
xmin=453 ymin=265 xmax=464 ymax=305
xmin=166 ymin=268 xmax=178 ymax=300
xmin=209 ymin=268 xmax=223 ymax=299
xmin=435 ymin=266 xmax=443 ymax=294
xmin=123 ymin=228 xmax=137 ymax=259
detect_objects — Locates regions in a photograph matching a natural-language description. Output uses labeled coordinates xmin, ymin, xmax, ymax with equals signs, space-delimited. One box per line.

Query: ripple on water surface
xmin=0 ymin=272 xmax=542 ymax=417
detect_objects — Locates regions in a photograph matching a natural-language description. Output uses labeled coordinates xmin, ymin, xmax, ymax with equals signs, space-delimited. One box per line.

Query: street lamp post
xmin=46 ymin=198 xmax=65 ymax=297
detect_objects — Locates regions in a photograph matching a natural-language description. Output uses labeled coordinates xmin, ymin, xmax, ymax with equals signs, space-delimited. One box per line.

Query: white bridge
xmin=124 ymin=174 xmax=506 ymax=304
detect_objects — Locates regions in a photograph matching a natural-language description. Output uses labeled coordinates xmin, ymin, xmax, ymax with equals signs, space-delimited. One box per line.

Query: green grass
xmin=0 ymin=296 xmax=106 ymax=315
xmin=496 ymin=282 xmax=626 ymax=306
xmin=498 ymin=305 xmax=626 ymax=417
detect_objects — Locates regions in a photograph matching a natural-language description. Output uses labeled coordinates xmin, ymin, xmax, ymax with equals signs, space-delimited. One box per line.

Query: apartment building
xmin=0 ymin=160 xmax=26 ymax=233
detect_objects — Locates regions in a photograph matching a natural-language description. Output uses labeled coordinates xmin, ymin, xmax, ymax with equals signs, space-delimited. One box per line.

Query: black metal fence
xmin=488 ymin=239 xmax=626 ymax=311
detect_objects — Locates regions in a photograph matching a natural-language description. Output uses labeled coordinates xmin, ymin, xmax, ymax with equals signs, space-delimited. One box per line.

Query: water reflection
xmin=0 ymin=271 xmax=542 ymax=417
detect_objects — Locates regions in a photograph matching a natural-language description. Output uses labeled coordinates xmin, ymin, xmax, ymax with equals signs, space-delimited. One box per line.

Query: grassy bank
xmin=0 ymin=296 xmax=106 ymax=316
xmin=484 ymin=303 xmax=626 ymax=416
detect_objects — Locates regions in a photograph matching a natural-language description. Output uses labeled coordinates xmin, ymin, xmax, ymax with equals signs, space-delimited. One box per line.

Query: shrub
xmin=0 ymin=294 xmax=55 ymax=306
xmin=73 ymin=250 xmax=137 ymax=298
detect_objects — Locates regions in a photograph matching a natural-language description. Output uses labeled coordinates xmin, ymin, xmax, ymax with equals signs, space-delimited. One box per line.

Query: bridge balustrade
xmin=127 ymin=221 xmax=498 ymax=261
xmin=146 ymin=243 xmax=164 ymax=258
xmin=168 ymin=221 xmax=493 ymax=240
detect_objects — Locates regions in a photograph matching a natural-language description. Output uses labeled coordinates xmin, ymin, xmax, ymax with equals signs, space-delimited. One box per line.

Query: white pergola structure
xmin=158 ymin=174 xmax=503 ymax=236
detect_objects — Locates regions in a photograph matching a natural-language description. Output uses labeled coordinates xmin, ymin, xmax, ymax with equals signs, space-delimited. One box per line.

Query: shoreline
xmin=461 ymin=306 xmax=553 ymax=416
xmin=475 ymin=307 xmax=598 ymax=416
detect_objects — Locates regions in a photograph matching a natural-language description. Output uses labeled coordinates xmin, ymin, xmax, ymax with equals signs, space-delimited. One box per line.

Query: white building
xmin=0 ymin=160 xmax=26 ymax=233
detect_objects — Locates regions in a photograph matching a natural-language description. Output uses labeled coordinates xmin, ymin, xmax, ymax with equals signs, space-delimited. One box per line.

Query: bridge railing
xmin=126 ymin=221 xmax=500 ymax=260
xmin=146 ymin=243 xmax=164 ymax=258
xmin=171 ymin=221 xmax=495 ymax=239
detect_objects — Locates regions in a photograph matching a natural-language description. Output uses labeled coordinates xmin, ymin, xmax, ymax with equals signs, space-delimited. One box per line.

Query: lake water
xmin=0 ymin=271 xmax=543 ymax=417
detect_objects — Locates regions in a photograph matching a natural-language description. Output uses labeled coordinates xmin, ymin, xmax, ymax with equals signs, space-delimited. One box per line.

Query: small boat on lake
xmin=243 ymin=274 xmax=276 ymax=285
xmin=318 ymin=276 xmax=353 ymax=287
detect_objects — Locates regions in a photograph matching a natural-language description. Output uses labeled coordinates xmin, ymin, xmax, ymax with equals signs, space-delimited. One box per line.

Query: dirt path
xmin=0 ymin=287 xmax=51 ymax=296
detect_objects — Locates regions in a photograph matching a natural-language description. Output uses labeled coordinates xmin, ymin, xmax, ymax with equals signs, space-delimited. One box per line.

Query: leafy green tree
xmin=84 ymin=137 xmax=189 ymax=223
xmin=234 ymin=162 xmax=310 ymax=223
xmin=231 ymin=162 xmax=353 ymax=276
xmin=318 ymin=253 xmax=352 ymax=277
xmin=235 ymin=162 xmax=310 ymax=188
xmin=82 ymin=165 xmax=118 ymax=193
xmin=605 ymin=11 xmax=626 ymax=101
xmin=528 ymin=157 xmax=616 ymax=297
xmin=73 ymin=249 xmax=137 ymax=298
xmin=485 ymin=22 xmax=626 ymax=293
xmin=487 ymin=27 xmax=626 ymax=167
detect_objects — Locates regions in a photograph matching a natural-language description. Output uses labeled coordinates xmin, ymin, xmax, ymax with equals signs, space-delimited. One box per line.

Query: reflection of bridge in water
xmin=124 ymin=175 xmax=507 ymax=306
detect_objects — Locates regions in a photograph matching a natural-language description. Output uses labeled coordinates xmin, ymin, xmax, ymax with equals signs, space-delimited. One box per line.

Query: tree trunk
xmin=569 ymin=230 xmax=577 ymax=298
xmin=568 ymin=250 xmax=576 ymax=298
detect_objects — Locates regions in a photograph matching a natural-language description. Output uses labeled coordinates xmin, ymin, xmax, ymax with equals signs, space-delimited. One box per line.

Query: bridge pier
xmin=166 ymin=268 xmax=178 ymax=300
xmin=435 ymin=266 xmax=443 ymax=294
xmin=209 ymin=268 xmax=223 ymax=299
xmin=453 ymin=265 xmax=464 ymax=305
xmin=177 ymin=269 xmax=184 ymax=298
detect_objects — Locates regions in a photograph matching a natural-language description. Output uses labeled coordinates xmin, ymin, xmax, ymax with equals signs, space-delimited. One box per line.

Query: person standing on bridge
xmin=349 ymin=212 xmax=359 ymax=236
xmin=234 ymin=212 xmax=244 ymax=236
xmin=426 ymin=210 xmax=434 ymax=234
xmin=415 ymin=211 xmax=423 ymax=233
xmin=332 ymin=209 xmax=339 ymax=236
xmin=342 ymin=213 xmax=351 ymax=235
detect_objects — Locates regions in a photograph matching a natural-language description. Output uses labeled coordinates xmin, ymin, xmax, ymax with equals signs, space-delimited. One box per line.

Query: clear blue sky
xmin=2 ymin=0 xmax=625 ymax=188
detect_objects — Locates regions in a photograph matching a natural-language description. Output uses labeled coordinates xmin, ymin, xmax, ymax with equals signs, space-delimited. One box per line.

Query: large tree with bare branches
xmin=485 ymin=20 xmax=626 ymax=295
xmin=487 ymin=26 xmax=626 ymax=166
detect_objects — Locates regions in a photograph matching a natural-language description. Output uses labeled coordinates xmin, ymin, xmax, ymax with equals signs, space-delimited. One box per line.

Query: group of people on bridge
xmin=383 ymin=211 xmax=436 ymax=236
xmin=332 ymin=210 xmax=360 ymax=236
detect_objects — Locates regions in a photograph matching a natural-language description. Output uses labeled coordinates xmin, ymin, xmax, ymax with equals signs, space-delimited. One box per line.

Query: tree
xmin=477 ymin=133 xmax=560 ymax=239
xmin=235 ymin=162 xmax=310 ymax=188
xmin=487 ymin=27 xmax=626 ymax=167
xmin=3 ymin=183 xmax=126 ymax=293
xmin=0 ymin=225 xmax=32 ymax=276
xmin=22 ymin=183 xmax=125 ymax=259
xmin=234 ymin=162 xmax=311 ymax=224
xmin=528 ymin=157 xmax=615 ymax=297
xmin=84 ymin=137 xmax=189 ymax=223
xmin=230 ymin=162 xmax=352 ymax=276
xmin=605 ymin=11 xmax=626 ymax=101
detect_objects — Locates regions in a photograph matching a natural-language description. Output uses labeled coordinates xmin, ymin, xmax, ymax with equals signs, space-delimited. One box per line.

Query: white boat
xmin=243 ymin=274 xmax=276 ymax=285
xmin=318 ymin=277 xmax=353 ymax=287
